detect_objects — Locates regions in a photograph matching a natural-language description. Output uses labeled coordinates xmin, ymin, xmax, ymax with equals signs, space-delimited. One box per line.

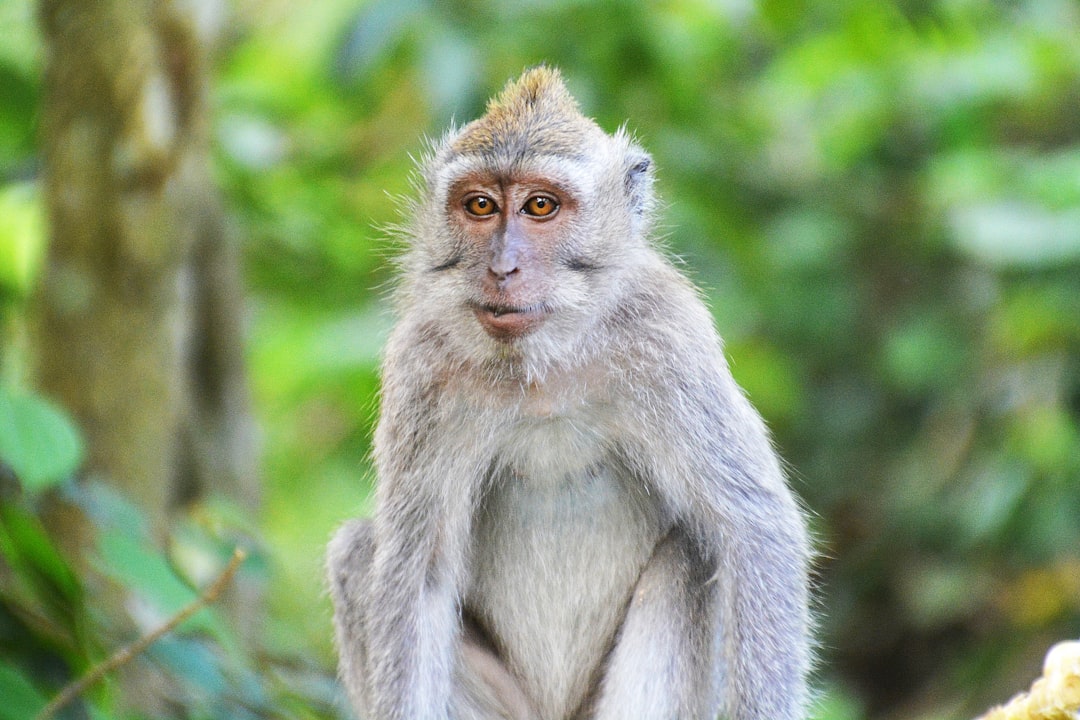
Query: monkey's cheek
xmin=473 ymin=307 xmax=548 ymax=342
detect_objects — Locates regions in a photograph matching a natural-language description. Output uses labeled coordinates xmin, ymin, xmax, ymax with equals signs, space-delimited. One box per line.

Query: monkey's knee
xmin=327 ymin=519 xmax=375 ymax=714
xmin=326 ymin=518 xmax=374 ymax=650
xmin=326 ymin=517 xmax=374 ymax=605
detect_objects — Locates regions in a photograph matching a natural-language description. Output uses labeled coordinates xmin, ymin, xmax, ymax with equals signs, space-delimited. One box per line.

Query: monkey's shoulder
xmin=601 ymin=259 xmax=727 ymax=367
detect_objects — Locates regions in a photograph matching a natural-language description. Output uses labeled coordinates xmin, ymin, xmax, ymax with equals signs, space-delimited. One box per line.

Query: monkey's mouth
xmin=470 ymin=301 xmax=550 ymax=341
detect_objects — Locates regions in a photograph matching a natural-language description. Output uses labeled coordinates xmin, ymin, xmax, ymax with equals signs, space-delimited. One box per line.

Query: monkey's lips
xmin=471 ymin=301 xmax=550 ymax=341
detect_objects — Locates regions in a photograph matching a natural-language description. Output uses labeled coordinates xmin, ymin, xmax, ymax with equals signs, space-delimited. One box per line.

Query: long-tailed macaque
xmin=327 ymin=66 xmax=813 ymax=720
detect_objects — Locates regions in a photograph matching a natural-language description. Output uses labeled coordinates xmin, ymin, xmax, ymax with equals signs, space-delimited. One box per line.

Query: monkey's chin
xmin=471 ymin=303 xmax=549 ymax=342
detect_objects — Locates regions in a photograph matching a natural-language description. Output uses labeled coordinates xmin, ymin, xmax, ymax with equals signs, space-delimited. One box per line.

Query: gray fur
xmin=328 ymin=68 xmax=812 ymax=720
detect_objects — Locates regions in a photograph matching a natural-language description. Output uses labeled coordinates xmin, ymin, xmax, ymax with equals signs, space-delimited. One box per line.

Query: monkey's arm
xmin=589 ymin=526 xmax=721 ymax=719
xmin=600 ymin=376 xmax=811 ymax=720
xmin=344 ymin=466 xmax=460 ymax=719
xmin=329 ymin=509 xmax=471 ymax=720
xmin=596 ymin=279 xmax=813 ymax=720
xmin=329 ymin=521 xmax=537 ymax=720
xmin=339 ymin=326 xmax=487 ymax=720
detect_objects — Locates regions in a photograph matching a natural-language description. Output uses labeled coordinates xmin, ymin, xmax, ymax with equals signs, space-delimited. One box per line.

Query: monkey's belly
xmin=466 ymin=459 xmax=663 ymax=719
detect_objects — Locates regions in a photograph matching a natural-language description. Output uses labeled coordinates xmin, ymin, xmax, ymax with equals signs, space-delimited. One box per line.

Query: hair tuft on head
xmin=486 ymin=66 xmax=579 ymax=120
xmin=451 ymin=65 xmax=600 ymax=159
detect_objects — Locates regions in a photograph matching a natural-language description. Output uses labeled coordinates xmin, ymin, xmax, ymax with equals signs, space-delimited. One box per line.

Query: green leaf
xmin=0 ymin=387 xmax=84 ymax=491
xmin=95 ymin=527 xmax=226 ymax=640
xmin=97 ymin=529 xmax=197 ymax=613
xmin=0 ymin=182 xmax=45 ymax=302
xmin=0 ymin=501 xmax=84 ymax=643
xmin=0 ymin=662 xmax=47 ymax=720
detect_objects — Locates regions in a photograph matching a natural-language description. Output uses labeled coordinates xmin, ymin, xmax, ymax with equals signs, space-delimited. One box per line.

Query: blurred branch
xmin=34 ymin=547 xmax=247 ymax=720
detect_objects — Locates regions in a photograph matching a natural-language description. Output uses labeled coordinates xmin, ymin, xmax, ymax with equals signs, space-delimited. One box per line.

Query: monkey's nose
xmin=488 ymin=247 xmax=521 ymax=286
xmin=488 ymin=264 xmax=520 ymax=283
xmin=490 ymin=227 xmax=524 ymax=283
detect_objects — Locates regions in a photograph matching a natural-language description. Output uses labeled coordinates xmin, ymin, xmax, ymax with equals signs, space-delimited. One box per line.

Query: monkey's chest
xmin=465 ymin=428 xmax=663 ymax=719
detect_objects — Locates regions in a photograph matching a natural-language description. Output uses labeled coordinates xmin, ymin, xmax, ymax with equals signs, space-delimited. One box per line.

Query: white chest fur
xmin=465 ymin=411 xmax=664 ymax=719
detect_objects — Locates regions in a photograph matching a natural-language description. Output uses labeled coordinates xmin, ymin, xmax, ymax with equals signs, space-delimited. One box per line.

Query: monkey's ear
xmin=624 ymin=148 xmax=655 ymax=220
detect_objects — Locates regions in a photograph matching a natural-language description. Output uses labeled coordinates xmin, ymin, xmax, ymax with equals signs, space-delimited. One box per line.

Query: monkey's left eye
xmin=465 ymin=195 xmax=498 ymax=217
xmin=522 ymin=195 xmax=559 ymax=218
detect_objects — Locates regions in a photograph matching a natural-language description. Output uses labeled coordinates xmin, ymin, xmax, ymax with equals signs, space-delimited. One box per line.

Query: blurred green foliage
xmin=2 ymin=0 xmax=1079 ymax=718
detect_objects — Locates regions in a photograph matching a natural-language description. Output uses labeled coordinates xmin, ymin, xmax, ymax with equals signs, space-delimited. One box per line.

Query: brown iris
xmin=523 ymin=195 xmax=558 ymax=217
xmin=465 ymin=195 xmax=497 ymax=216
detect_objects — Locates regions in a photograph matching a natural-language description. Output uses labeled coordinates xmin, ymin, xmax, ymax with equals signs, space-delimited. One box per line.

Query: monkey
xmin=327 ymin=66 xmax=813 ymax=720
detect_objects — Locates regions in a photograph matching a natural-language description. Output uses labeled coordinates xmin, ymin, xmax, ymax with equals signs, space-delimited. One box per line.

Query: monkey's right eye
xmin=464 ymin=195 xmax=498 ymax=217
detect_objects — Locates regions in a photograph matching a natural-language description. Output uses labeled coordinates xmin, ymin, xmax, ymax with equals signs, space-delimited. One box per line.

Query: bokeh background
xmin=1 ymin=1 xmax=1079 ymax=719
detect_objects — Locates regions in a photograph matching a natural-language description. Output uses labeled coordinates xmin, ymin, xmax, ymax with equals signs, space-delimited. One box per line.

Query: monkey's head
xmin=403 ymin=66 xmax=656 ymax=373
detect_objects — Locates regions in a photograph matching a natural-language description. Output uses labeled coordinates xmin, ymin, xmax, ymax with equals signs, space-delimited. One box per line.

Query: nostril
xmin=488 ymin=264 xmax=519 ymax=281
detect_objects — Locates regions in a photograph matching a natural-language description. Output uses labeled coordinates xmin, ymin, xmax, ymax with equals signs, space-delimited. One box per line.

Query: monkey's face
xmin=444 ymin=171 xmax=581 ymax=343
xmin=404 ymin=141 xmax=653 ymax=376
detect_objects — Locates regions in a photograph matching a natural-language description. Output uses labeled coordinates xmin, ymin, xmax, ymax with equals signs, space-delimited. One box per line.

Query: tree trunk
xmin=35 ymin=0 xmax=259 ymax=705
xmin=37 ymin=0 xmax=258 ymax=531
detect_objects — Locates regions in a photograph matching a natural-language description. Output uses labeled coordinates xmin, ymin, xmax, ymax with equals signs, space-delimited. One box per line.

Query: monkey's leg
xmin=452 ymin=617 xmax=539 ymax=720
xmin=329 ymin=520 xmax=536 ymax=720
xmin=588 ymin=528 xmax=720 ymax=720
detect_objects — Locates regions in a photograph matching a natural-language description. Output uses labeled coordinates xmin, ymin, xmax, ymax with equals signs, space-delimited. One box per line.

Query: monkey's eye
xmin=522 ymin=195 xmax=558 ymax=218
xmin=464 ymin=195 xmax=498 ymax=217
